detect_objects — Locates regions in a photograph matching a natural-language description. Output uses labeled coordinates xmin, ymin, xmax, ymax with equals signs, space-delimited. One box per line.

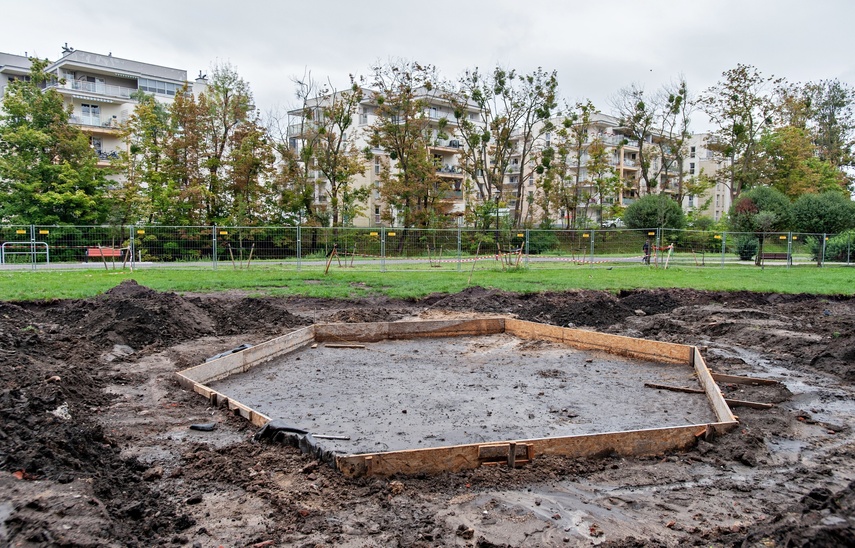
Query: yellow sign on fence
xmin=219 ymin=231 xmax=228 ymax=235
xmin=388 ymin=232 xmax=396 ymax=236
xmin=16 ymin=230 xmax=25 ymax=235
xmin=137 ymin=230 xmax=145 ymax=235
xmin=38 ymin=230 xmax=49 ymax=235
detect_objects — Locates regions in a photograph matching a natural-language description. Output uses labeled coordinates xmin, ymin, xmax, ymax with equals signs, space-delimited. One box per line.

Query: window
xmin=689 ymin=162 xmax=695 ymax=175
xmin=374 ymin=206 xmax=381 ymax=223
xmin=81 ymin=103 xmax=100 ymax=125
xmin=89 ymin=137 xmax=102 ymax=154
xmin=688 ymin=196 xmax=694 ymax=207
xmin=528 ymin=175 xmax=534 ymax=186
xmin=374 ymin=157 xmax=381 ymax=175
xmin=690 ymin=146 xmax=696 ymax=158
xmin=359 ymin=108 xmax=368 ymax=125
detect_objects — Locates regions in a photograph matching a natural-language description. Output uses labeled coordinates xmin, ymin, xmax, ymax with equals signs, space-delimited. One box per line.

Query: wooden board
xmin=693 ymin=347 xmax=737 ymax=424
xmin=336 ymin=423 xmax=728 ymax=478
xmin=505 ymin=319 xmax=692 ymax=364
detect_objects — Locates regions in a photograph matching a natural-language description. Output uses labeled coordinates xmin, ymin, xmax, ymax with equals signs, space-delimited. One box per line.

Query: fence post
xmin=721 ymin=232 xmax=727 ymax=267
xmin=129 ymin=225 xmax=135 ymax=272
xmin=296 ymin=224 xmax=302 ymax=272
xmin=525 ymin=229 xmax=530 ymax=267
xmin=381 ymin=227 xmax=386 ymax=273
xmin=787 ymin=232 xmax=793 ymax=269
xmin=821 ymin=233 xmax=827 ymax=268
xmin=589 ymin=229 xmax=595 ymax=267
xmin=30 ymin=225 xmax=36 ymax=271
xmin=212 ymin=224 xmax=217 ymax=271
xmin=457 ymin=224 xmax=462 ymax=272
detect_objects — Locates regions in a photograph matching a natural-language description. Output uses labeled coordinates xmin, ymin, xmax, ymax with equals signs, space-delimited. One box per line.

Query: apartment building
xmin=2 ymin=46 xmax=205 ymax=170
xmin=287 ymin=87 xmax=478 ymax=227
xmin=0 ymin=52 xmax=32 ymax=97
xmin=41 ymin=46 xmax=206 ymax=167
xmin=681 ymin=133 xmax=732 ymax=221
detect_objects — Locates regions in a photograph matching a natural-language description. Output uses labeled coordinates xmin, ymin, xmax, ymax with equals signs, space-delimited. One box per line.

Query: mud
xmin=210 ymin=335 xmax=716 ymax=455
xmin=0 ymin=279 xmax=853 ymax=546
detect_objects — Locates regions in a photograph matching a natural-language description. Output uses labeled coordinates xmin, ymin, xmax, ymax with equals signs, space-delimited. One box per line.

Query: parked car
xmin=603 ymin=218 xmax=625 ymax=228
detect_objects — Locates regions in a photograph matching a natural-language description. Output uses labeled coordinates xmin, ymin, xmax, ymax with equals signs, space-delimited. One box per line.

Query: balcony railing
xmin=50 ymin=79 xmax=138 ymax=101
xmin=69 ymin=114 xmax=122 ymax=129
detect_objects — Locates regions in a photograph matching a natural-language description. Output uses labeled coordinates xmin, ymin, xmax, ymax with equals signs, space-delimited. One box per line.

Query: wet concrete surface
xmin=210 ymin=334 xmax=717 ymax=455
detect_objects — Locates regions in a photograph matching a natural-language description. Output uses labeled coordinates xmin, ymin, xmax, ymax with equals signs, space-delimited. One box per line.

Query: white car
xmin=603 ymin=218 xmax=624 ymax=228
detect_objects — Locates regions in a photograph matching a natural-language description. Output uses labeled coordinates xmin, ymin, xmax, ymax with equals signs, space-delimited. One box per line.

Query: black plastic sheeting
xmin=253 ymin=419 xmax=342 ymax=467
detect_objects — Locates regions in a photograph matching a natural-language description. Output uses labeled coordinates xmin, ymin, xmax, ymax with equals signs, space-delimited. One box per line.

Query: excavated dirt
xmin=1 ymin=279 xmax=854 ymax=547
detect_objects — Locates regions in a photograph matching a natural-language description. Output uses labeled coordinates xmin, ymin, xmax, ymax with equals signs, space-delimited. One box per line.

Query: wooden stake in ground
xmin=467 ymin=242 xmax=482 ymax=286
xmin=245 ymin=243 xmax=255 ymax=269
xmin=227 ymin=243 xmax=237 ymax=269
xmin=98 ymin=245 xmax=109 ymax=271
xmin=324 ymin=244 xmax=338 ymax=275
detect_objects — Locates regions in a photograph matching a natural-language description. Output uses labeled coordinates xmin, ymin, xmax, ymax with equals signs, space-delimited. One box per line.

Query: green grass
xmin=0 ymin=263 xmax=852 ymax=301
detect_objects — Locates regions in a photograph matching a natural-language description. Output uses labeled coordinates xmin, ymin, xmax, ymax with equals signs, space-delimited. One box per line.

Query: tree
xmin=792 ymin=191 xmax=855 ymax=235
xmin=226 ymin=111 xmax=275 ymax=225
xmin=296 ymin=78 xmax=367 ymax=227
xmin=654 ymin=77 xmax=695 ymax=203
xmin=611 ymin=84 xmax=655 ymax=193
xmin=368 ymin=61 xmax=450 ymax=231
xmin=162 ymin=84 xmax=207 ymax=224
xmin=728 ymin=186 xmax=792 ymax=264
xmin=115 ymin=90 xmax=170 ymax=224
xmin=623 ymin=194 xmax=686 ymax=230
xmin=586 ymin=139 xmax=620 ymax=224
xmin=197 ymin=63 xmax=256 ymax=223
xmin=448 ymin=66 xmax=558 ymax=226
xmin=806 ymin=79 xmax=855 ymax=180
xmin=0 ymin=58 xmax=109 ymax=224
xmin=759 ymin=126 xmax=845 ymax=198
xmin=700 ymin=64 xmax=781 ymax=202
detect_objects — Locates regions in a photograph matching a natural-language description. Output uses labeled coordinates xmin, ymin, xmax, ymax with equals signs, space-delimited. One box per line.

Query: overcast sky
xmin=3 ymin=0 xmax=853 ymax=131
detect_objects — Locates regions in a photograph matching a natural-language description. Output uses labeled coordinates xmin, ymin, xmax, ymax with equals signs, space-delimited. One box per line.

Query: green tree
xmin=448 ymin=66 xmax=557 ymax=226
xmin=197 ymin=63 xmax=257 ymax=223
xmin=806 ymin=79 xmax=854 ymax=182
xmin=611 ymin=83 xmax=655 ymax=193
xmin=163 ymin=84 xmax=207 ymax=224
xmin=792 ymin=191 xmax=855 ymax=234
xmin=623 ymin=194 xmax=686 ymax=230
xmin=368 ymin=61 xmax=450 ymax=231
xmin=586 ymin=139 xmax=620 ymax=225
xmin=116 ymin=90 xmax=171 ymax=224
xmin=297 ymin=79 xmax=367 ymax=227
xmin=759 ymin=126 xmax=846 ymax=198
xmin=701 ymin=64 xmax=781 ymax=202
xmin=728 ymin=186 xmax=792 ymax=265
xmin=654 ymin=77 xmax=695 ymax=202
xmin=0 ymin=58 xmax=108 ymax=224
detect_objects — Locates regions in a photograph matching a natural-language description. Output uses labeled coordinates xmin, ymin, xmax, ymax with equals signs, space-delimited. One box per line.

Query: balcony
xmin=69 ymin=114 xmax=122 ymax=133
xmin=95 ymin=150 xmax=120 ymax=166
xmin=51 ymin=79 xmax=138 ymax=101
xmin=430 ymin=138 xmax=463 ymax=152
xmin=436 ymin=165 xmax=464 ymax=179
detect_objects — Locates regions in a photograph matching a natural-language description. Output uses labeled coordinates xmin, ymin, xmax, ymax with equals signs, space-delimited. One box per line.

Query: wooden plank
xmin=506 ymin=319 xmax=692 ymax=364
xmin=176 ymin=326 xmax=315 ymax=384
xmin=644 ymin=382 xmax=704 ymax=394
xmin=711 ymin=373 xmax=780 ymax=386
xmin=724 ymin=398 xmax=774 ymax=410
xmin=336 ymin=423 xmax=731 ymax=478
xmin=645 ymin=383 xmax=774 ymax=410
xmin=694 ymin=347 xmax=737 ymax=424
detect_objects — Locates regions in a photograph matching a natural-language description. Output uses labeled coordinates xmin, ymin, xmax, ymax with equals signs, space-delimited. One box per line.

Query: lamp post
xmin=495 ymin=193 xmax=500 ymax=245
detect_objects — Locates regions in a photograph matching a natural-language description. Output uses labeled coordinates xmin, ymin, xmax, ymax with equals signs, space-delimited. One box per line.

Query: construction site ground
xmin=1 ymin=280 xmax=853 ymax=547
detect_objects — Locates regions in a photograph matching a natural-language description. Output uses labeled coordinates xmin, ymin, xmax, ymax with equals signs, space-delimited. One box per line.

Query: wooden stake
xmin=467 ymin=242 xmax=481 ymax=286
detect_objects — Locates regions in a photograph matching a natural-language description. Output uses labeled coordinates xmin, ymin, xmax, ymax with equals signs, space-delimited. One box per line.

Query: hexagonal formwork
xmin=175 ymin=319 xmax=738 ymax=477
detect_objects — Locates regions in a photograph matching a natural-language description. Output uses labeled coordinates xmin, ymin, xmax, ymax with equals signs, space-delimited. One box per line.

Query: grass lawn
xmin=0 ymin=263 xmax=852 ymax=301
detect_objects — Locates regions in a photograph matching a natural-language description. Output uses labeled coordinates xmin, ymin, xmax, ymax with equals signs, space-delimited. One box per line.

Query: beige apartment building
xmin=680 ymin=133 xmax=732 ymax=221
xmin=2 ymin=46 xmax=205 ymax=170
xmin=287 ymin=87 xmax=478 ymax=227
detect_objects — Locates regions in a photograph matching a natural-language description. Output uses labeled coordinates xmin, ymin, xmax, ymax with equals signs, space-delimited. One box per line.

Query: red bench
xmin=86 ymin=247 xmax=123 ymax=260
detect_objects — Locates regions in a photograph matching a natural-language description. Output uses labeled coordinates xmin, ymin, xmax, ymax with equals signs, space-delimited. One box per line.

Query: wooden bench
xmin=760 ymin=252 xmax=790 ymax=261
xmin=86 ymin=247 xmax=123 ymax=261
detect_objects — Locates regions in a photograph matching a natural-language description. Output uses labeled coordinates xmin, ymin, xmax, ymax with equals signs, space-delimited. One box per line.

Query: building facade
xmin=2 ymin=46 xmax=205 ymax=169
